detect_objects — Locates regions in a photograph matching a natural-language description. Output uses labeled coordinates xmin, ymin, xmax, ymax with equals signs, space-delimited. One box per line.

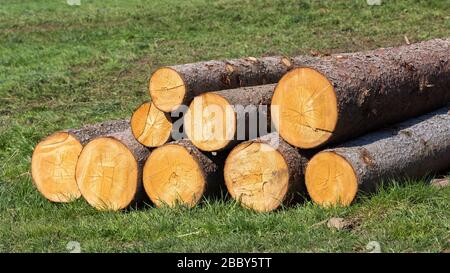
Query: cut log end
xmin=271 ymin=67 xmax=337 ymax=148
xmin=131 ymin=102 xmax=172 ymax=147
xmin=184 ymin=93 xmax=236 ymax=151
xmin=305 ymin=152 xmax=358 ymax=207
xmin=149 ymin=67 xmax=186 ymax=112
xmin=224 ymin=142 xmax=289 ymax=212
xmin=143 ymin=144 xmax=206 ymax=208
xmin=75 ymin=137 xmax=139 ymax=211
xmin=31 ymin=132 xmax=82 ymax=202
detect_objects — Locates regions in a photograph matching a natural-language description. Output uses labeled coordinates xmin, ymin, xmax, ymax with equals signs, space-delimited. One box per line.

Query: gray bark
xmin=324 ymin=108 xmax=450 ymax=194
xmin=67 ymin=119 xmax=130 ymax=145
xmin=166 ymin=55 xmax=318 ymax=106
xmin=300 ymin=38 xmax=450 ymax=146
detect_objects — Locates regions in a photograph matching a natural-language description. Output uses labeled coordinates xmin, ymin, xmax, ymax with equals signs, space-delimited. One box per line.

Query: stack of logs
xmin=31 ymin=38 xmax=450 ymax=212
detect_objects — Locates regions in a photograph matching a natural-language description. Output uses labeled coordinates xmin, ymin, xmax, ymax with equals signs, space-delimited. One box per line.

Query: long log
xmin=224 ymin=132 xmax=312 ymax=212
xmin=305 ymin=108 xmax=450 ymax=207
xmin=75 ymin=125 xmax=150 ymax=210
xmin=31 ymin=119 xmax=129 ymax=203
xmin=142 ymin=139 xmax=224 ymax=208
xmin=271 ymin=38 xmax=450 ymax=149
xmin=149 ymin=55 xmax=318 ymax=112
xmin=130 ymin=101 xmax=173 ymax=147
xmin=184 ymin=84 xmax=275 ymax=151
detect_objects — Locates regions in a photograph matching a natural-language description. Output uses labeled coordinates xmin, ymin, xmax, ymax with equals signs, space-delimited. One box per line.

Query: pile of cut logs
xmin=31 ymin=38 xmax=450 ymax=212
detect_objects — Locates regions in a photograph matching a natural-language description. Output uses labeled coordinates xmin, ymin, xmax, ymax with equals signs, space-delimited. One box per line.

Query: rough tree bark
xmin=184 ymin=84 xmax=275 ymax=151
xmin=305 ymin=108 xmax=450 ymax=207
xmin=149 ymin=55 xmax=318 ymax=112
xmin=75 ymin=125 xmax=150 ymax=210
xmin=272 ymin=38 xmax=450 ymax=148
xmin=143 ymin=139 xmax=224 ymax=208
xmin=31 ymin=119 xmax=129 ymax=203
xmin=224 ymin=132 xmax=313 ymax=212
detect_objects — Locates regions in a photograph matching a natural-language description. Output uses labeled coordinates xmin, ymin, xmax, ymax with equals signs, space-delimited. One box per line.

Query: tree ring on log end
xmin=224 ymin=142 xmax=289 ymax=212
xmin=305 ymin=152 xmax=358 ymax=207
xmin=149 ymin=67 xmax=186 ymax=112
xmin=184 ymin=93 xmax=236 ymax=151
xmin=75 ymin=137 xmax=138 ymax=210
xmin=143 ymin=144 xmax=206 ymax=208
xmin=31 ymin=132 xmax=82 ymax=202
xmin=271 ymin=67 xmax=337 ymax=148
xmin=131 ymin=102 xmax=172 ymax=147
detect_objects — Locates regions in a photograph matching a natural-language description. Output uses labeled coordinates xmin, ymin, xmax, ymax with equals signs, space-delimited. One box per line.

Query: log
xmin=142 ymin=139 xmax=223 ymax=208
xmin=184 ymin=84 xmax=275 ymax=151
xmin=130 ymin=101 xmax=173 ymax=147
xmin=149 ymin=55 xmax=318 ymax=112
xmin=271 ymin=38 xmax=450 ymax=149
xmin=75 ymin=125 xmax=150 ymax=210
xmin=224 ymin=133 xmax=312 ymax=212
xmin=31 ymin=119 xmax=129 ymax=203
xmin=305 ymin=108 xmax=450 ymax=207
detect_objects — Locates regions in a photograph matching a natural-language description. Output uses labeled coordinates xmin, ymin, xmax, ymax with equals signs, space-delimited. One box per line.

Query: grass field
xmin=0 ymin=0 xmax=449 ymax=253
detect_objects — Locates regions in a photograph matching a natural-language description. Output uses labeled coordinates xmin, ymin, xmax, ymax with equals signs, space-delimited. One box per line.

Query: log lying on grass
xmin=142 ymin=139 xmax=223 ymax=208
xmin=131 ymin=101 xmax=173 ymax=147
xmin=224 ymin=133 xmax=312 ymax=212
xmin=149 ymin=55 xmax=318 ymax=112
xmin=305 ymin=108 xmax=450 ymax=207
xmin=271 ymin=38 xmax=450 ymax=149
xmin=31 ymin=120 xmax=129 ymax=203
xmin=76 ymin=125 xmax=149 ymax=210
xmin=184 ymin=84 xmax=275 ymax=151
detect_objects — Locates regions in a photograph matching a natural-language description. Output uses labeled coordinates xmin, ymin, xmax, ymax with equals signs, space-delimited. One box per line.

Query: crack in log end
xmin=75 ymin=138 xmax=138 ymax=211
xmin=224 ymin=142 xmax=289 ymax=212
xmin=131 ymin=102 xmax=172 ymax=147
xmin=271 ymin=67 xmax=338 ymax=148
xmin=149 ymin=67 xmax=186 ymax=112
xmin=305 ymin=152 xmax=358 ymax=207
xmin=143 ymin=144 xmax=206 ymax=208
xmin=31 ymin=132 xmax=82 ymax=202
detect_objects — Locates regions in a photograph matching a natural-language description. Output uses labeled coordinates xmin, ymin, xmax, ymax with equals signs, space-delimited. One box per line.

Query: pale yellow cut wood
xmin=149 ymin=67 xmax=185 ymax=112
xmin=31 ymin=132 xmax=82 ymax=202
xmin=184 ymin=93 xmax=236 ymax=151
xmin=271 ymin=67 xmax=338 ymax=148
xmin=305 ymin=152 xmax=358 ymax=207
xmin=143 ymin=144 xmax=206 ymax=208
xmin=131 ymin=102 xmax=172 ymax=147
xmin=224 ymin=142 xmax=289 ymax=212
xmin=75 ymin=137 xmax=138 ymax=210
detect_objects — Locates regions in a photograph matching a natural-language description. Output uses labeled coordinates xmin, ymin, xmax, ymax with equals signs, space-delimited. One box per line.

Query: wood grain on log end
xmin=31 ymin=132 xmax=83 ymax=202
xmin=272 ymin=67 xmax=337 ymax=149
xmin=142 ymin=143 xmax=208 ymax=208
xmin=224 ymin=137 xmax=303 ymax=212
xmin=149 ymin=67 xmax=186 ymax=112
xmin=75 ymin=137 xmax=141 ymax=211
xmin=131 ymin=101 xmax=172 ymax=147
xmin=305 ymin=152 xmax=358 ymax=207
xmin=184 ymin=93 xmax=236 ymax=151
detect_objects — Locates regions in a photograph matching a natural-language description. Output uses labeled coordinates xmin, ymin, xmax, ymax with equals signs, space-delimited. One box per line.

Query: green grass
xmin=0 ymin=0 xmax=449 ymax=253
